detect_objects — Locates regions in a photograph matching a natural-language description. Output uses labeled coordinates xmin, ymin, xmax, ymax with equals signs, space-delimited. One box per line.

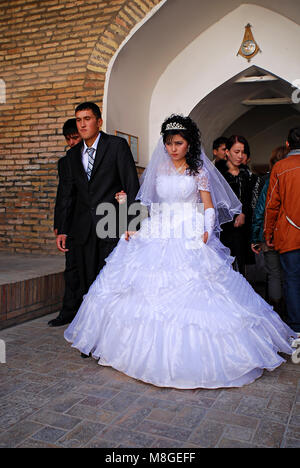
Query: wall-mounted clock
xmin=237 ymin=24 xmax=261 ymax=62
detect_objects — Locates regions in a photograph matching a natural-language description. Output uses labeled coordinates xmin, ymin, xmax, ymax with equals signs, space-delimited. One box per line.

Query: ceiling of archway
xmin=106 ymin=0 xmax=300 ymax=165
xmin=190 ymin=66 xmax=300 ymax=153
xmin=109 ymin=0 xmax=300 ymax=97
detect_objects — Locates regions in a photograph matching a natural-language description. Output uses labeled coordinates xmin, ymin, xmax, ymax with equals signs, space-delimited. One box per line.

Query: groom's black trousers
xmin=75 ymin=227 xmax=119 ymax=297
xmin=59 ymin=236 xmax=82 ymax=322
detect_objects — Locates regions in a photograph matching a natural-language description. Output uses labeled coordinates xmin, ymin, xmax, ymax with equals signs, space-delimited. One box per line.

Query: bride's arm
xmin=199 ymin=190 xmax=215 ymax=244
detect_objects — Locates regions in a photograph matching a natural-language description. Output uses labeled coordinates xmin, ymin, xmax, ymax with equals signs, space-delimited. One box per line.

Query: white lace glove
xmin=204 ymin=208 xmax=215 ymax=241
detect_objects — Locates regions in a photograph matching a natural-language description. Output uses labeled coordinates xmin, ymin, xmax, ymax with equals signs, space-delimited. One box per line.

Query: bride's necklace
xmin=174 ymin=160 xmax=187 ymax=174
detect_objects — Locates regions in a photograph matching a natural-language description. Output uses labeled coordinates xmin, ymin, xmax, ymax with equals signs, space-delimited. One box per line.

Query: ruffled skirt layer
xmin=65 ymin=231 xmax=295 ymax=389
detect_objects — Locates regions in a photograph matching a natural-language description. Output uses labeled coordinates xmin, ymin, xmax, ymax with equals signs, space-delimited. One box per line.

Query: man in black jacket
xmin=56 ymin=102 xmax=140 ymax=307
xmin=49 ymin=119 xmax=82 ymax=327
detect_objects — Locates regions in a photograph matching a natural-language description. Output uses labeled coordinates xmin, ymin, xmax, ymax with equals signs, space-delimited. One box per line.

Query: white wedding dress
xmin=64 ymin=167 xmax=294 ymax=389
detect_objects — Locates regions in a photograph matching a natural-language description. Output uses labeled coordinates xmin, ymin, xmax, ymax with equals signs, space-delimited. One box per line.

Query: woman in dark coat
xmin=216 ymin=135 xmax=252 ymax=276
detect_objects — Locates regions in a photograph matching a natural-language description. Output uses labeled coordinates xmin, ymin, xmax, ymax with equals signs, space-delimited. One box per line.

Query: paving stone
xmin=133 ymin=395 xmax=182 ymax=414
xmin=47 ymin=394 xmax=85 ymax=413
xmin=212 ymin=391 xmax=244 ymax=412
xmin=39 ymin=380 xmax=80 ymax=399
xmin=150 ymin=438 xmax=184 ymax=448
xmin=147 ymin=408 xmax=175 ymax=424
xmin=171 ymin=406 xmax=207 ymax=429
xmin=0 ymin=420 xmax=43 ymax=448
xmin=79 ymin=396 xmax=108 ymax=408
xmin=0 ymin=380 xmax=28 ymax=398
xmin=205 ymin=408 xmax=259 ymax=429
xmin=66 ymin=404 xmax=117 ymax=424
xmin=289 ymin=403 xmax=300 ymax=426
xmin=252 ymin=419 xmax=286 ymax=448
xmin=188 ymin=420 xmax=225 ymax=448
xmin=57 ymin=421 xmax=105 ymax=448
xmin=85 ymin=437 xmax=118 ymax=448
xmin=0 ymin=401 xmax=40 ymax=430
xmin=285 ymin=425 xmax=300 ymax=440
xmin=135 ymin=420 xmax=192 ymax=442
xmin=74 ymin=384 xmax=119 ymax=400
xmin=278 ymin=370 xmax=300 ymax=388
xmin=17 ymin=438 xmax=60 ymax=448
xmin=100 ymin=426 xmax=157 ymax=448
xmin=31 ymin=426 xmax=67 ymax=443
xmin=267 ymin=391 xmax=295 ymax=413
xmin=223 ymin=424 xmax=254 ymax=442
xmin=101 ymin=391 xmax=140 ymax=412
xmin=104 ymin=378 xmax=149 ymax=394
xmin=283 ymin=438 xmax=300 ymax=448
xmin=218 ymin=438 xmax=258 ymax=448
xmin=6 ymin=390 xmax=50 ymax=409
xmin=28 ymin=409 xmax=81 ymax=430
xmin=114 ymin=407 xmax=152 ymax=429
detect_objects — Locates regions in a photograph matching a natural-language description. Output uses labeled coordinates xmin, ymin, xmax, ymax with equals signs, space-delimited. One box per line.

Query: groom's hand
xmin=56 ymin=234 xmax=68 ymax=252
xmin=115 ymin=190 xmax=127 ymax=204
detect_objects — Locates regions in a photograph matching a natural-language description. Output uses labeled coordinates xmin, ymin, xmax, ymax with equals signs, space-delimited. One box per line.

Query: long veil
xmin=136 ymin=137 xmax=242 ymax=233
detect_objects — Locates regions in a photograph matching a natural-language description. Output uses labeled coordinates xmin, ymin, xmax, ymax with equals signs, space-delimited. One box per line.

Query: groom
xmin=56 ymin=102 xmax=140 ymax=306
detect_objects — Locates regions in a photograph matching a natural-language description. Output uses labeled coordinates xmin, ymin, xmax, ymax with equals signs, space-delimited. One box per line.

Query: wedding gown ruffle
xmin=65 ymin=173 xmax=295 ymax=389
xmin=65 ymin=232 xmax=294 ymax=389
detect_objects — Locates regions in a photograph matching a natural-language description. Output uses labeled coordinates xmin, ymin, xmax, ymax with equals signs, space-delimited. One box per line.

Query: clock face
xmin=241 ymin=40 xmax=256 ymax=56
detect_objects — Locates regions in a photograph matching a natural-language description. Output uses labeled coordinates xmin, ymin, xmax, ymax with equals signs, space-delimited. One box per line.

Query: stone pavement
xmin=0 ymin=312 xmax=300 ymax=448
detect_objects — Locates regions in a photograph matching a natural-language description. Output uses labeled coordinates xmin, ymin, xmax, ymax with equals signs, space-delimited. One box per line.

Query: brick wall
xmin=0 ymin=0 xmax=160 ymax=255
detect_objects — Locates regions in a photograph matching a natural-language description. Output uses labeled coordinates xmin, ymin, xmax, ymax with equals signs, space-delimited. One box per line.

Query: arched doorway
xmin=190 ymin=66 xmax=300 ymax=168
xmin=104 ymin=1 xmax=300 ymax=166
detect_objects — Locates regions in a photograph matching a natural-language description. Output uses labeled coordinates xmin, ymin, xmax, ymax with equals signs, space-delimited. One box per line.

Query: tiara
xmin=165 ymin=122 xmax=186 ymax=131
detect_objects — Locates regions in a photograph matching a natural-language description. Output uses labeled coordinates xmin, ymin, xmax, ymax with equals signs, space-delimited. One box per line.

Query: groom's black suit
xmin=58 ymin=131 xmax=140 ymax=298
xmin=54 ymin=155 xmax=81 ymax=322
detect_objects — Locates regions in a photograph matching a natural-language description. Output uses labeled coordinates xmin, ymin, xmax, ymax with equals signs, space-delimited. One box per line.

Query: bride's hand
xmin=203 ymin=232 xmax=209 ymax=244
xmin=125 ymin=231 xmax=136 ymax=241
xmin=115 ymin=190 xmax=127 ymax=204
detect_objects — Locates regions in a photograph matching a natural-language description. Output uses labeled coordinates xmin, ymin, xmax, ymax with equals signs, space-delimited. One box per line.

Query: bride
xmin=64 ymin=114 xmax=296 ymax=389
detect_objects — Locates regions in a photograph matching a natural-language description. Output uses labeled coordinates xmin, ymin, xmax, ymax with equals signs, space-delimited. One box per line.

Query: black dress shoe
xmin=81 ymin=352 xmax=91 ymax=359
xmin=48 ymin=316 xmax=72 ymax=327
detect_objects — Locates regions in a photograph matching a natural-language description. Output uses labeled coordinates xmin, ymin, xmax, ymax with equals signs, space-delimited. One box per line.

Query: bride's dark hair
xmin=161 ymin=114 xmax=203 ymax=175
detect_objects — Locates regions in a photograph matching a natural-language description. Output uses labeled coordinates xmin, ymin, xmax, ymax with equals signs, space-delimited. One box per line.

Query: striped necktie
xmin=86 ymin=147 xmax=95 ymax=180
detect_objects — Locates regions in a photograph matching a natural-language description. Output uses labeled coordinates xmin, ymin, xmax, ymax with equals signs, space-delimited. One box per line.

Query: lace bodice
xmin=156 ymin=167 xmax=210 ymax=203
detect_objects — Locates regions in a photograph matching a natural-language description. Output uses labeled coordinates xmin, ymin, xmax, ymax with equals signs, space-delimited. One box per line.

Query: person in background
xmin=215 ymin=135 xmax=252 ymax=275
xmin=264 ymin=128 xmax=300 ymax=333
xmin=49 ymin=119 xmax=82 ymax=327
xmin=212 ymin=137 xmax=228 ymax=165
xmin=239 ymin=138 xmax=257 ymax=269
xmin=251 ymin=145 xmax=289 ymax=319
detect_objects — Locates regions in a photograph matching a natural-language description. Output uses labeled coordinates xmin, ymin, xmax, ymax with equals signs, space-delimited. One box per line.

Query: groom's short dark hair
xmin=75 ymin=102 xmax=102 ymax=120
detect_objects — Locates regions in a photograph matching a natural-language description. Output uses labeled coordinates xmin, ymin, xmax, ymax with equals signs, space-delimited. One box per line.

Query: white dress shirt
xmin=81 ymin=132 xmax=101 ymax=172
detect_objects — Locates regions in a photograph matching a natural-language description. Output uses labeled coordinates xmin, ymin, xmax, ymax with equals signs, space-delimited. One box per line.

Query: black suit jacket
xmin=58 ymin=132 xmax=140 ymax=245
xmin=54 ymin=155 xmax=76 ymax=234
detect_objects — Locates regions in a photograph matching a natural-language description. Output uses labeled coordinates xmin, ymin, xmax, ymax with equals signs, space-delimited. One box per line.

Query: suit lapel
xmin=90 ymin=132 xmax=110 ymax=180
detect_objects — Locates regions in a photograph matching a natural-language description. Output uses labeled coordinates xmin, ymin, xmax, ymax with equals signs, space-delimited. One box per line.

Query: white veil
xmin=136 ymin=137 xmax=242 ymax=233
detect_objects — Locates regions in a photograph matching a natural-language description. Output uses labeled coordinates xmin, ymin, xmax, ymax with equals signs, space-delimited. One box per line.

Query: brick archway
xmin=83 ymin=0 xmax=163 ymax=105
